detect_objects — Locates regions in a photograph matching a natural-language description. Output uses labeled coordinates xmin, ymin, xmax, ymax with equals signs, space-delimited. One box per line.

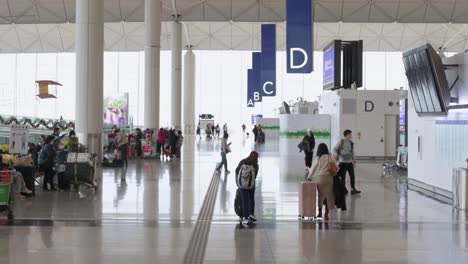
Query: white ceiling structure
xmin=0 ymin=0 xmax=468 ymax=53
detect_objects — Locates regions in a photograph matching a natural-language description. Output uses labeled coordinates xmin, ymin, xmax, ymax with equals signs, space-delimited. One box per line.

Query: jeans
xmin=338 ymin=162 xmax=356 ymax=189
xmin=239 ymin=188 xmax=255 ymax=218
xmin=217 ymin=152 xmax=228 ymax=171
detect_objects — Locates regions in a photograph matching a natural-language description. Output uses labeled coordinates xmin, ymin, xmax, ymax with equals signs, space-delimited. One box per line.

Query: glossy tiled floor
xmin=1 ymin=134 xmax=468 ymax=263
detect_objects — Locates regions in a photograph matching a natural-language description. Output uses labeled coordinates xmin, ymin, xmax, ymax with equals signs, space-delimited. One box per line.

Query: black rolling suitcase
xmin=234 ymin=188 xmax=243 ymax=220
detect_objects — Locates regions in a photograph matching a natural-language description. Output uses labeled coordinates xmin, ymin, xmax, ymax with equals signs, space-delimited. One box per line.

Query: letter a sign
xmin=286 ymin=0 xmax=314 ymax=73
xmin=247 ymin=69 xmax=255 ymax=107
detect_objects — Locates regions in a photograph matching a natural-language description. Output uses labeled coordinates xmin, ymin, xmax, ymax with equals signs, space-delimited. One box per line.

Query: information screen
xmin=323 ymin=46 xmax=335 ymax=88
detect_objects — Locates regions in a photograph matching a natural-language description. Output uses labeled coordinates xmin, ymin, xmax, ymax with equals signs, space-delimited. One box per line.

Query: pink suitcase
xmin=298 ymin=181 xmax=317 ymax=219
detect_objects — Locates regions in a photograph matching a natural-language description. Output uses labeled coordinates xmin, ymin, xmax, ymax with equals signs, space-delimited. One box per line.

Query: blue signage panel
xmin=286 ymin=0 xmax=314 ymax=73
xmin=247 ymin=69 xmax=255 ymax=107
xmin=261 ymin=24 xmax=276 ymax=96
xmin=252 ymin=52 xmax=262 ymax=103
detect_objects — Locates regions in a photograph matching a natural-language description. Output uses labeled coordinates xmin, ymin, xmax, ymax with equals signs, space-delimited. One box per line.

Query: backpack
xmin=336 ymin=140 xmax=353 ymax=157
xmin=38 ymin=148 xmax=47 ymax=165
xmin=236 ymin=164 xmax=256 ymax=189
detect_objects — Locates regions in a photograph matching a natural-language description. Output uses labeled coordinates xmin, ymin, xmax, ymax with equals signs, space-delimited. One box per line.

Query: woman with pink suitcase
xmin=305 ymin=143 xmax=339 ymax=221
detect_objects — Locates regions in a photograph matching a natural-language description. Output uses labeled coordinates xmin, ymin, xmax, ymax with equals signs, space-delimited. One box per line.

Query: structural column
xmin=171 ymin=20 xmax=183 ymax=129
xmin=75 ymin=0 xmax=104 ymax=159
xmin=183 ymin=48 xmax=196 ymax=134
xmin=144 ymin=0 xmax=161 ymax=129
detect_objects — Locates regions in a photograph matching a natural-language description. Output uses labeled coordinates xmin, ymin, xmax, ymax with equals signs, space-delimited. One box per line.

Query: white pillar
xmin=171 ymin=20 xmax=183 ymax=129
xmin=183 ymin=49 xmax=196 ymax=134
xmin=144 ymin=0 xmax=161 ymax=129
xmin=75 ymin=0 xmax=104 ymax=158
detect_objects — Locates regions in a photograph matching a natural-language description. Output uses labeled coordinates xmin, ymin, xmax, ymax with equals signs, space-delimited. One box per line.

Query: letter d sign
xmin=365 ymin=101 xmax=375 ymax=112
xmin=286 ymin=0 xmax=314 ymax=73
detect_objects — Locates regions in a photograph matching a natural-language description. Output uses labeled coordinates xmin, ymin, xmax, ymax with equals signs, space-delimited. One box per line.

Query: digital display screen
xmin=323 ymin=45 xmax=335 ymax=87
xmin=403 ymin=44 xmax=450 ymax=116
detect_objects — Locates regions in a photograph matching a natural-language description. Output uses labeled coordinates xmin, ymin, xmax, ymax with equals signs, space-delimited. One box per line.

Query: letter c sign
xmin=263 ymin=81 xmax=274 ymax=95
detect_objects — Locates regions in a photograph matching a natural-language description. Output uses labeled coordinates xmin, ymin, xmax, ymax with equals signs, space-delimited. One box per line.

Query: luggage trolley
xmin=0 ymin=170 xmax=15 ymax=220
xmin=66 ymin=153 xmax=98 ymax=192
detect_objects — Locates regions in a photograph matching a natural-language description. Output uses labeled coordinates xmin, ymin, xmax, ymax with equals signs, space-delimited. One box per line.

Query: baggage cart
xmin=65 ymin=153 xmax=98 ymax=192
xmin=0 ymin=170 xmax=14 ymax=220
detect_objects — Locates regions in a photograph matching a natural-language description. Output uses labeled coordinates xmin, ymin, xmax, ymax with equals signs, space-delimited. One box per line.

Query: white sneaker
xmin=242 ymin=219 xmax=251 ymax=225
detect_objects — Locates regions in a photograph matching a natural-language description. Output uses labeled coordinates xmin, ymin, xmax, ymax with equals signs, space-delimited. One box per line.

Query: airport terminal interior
xmin=0 ymin=0 xmax=468 ymax=263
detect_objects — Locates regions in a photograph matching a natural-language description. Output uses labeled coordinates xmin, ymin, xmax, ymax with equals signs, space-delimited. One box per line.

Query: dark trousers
xmin=240 ymin=188 xmax=255 ymax=218
xmin=136 ymin=140 xmax=142 ymax=157
xmin=40 ymin=161 xmax=54 ymax=189
xmin=119 ymin=144 xmax=128 ymax=166
xmin=305 ymin=151 xmax=313 ymax=167
xmin=217 ymin=152 xmax=228 ymax=171
xmin=338 ymin=163 xmax=356 ymax=190
xmin=157 ymin=143 xmax=163 ymax=154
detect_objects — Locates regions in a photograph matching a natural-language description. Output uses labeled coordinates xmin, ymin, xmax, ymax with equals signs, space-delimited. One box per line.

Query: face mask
xmin=70 ymin=135 xmax=75 ymax=138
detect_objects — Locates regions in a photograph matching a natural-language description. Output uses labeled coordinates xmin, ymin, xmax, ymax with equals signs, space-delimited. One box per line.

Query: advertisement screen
xmin=104 ymin=93 xmax=129 ymax=125
xmin=323 ymin=45 xmax=335 ymax=87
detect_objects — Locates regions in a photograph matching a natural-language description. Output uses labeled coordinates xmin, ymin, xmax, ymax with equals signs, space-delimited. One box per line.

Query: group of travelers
xmin=106 ymin=126 xmax=184 ymax=165
xmin=304 ymin=129 xmax=361 ymax=221
xmin=1 ymin=127 xmax=79 ymax=198
xmin=196 ymin=123 xmax=228 ymax=140
xmin=232 ymin=128 xmax=363 ymax=226
xmin=156 ymin=127 xmax=184 ymax=160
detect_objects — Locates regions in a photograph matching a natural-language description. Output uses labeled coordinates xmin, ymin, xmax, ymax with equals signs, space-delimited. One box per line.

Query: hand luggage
xmin=234 ymin=188 xmax=243 ymax=218
xmin=298 ymin=181 xmax=317 ymax=219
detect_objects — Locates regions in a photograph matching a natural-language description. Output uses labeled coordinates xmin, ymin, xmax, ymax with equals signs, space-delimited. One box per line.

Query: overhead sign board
xmin=252 ymin=52 xmax=262 ymax=103
xmin=286 ymin=0 xmax=314 ymax=73
xmin=261 ymin=24 xmax=276 ymax=96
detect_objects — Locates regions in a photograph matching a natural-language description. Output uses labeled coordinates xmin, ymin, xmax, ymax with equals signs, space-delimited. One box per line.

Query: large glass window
xmin=0 ymin=51 xmax=408 ymax=129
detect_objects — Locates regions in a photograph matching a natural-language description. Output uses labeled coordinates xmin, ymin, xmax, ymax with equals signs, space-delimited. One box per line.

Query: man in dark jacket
xmin=235 ymin=151 xmax=259 ymax=224
xmin=39 ymin=135 xmax=57 ymax=191
xmin=299 ymin=131 xmax=315 ymax=168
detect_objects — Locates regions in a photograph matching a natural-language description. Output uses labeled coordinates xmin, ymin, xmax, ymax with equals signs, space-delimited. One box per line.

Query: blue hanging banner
xmin=261 ymin=24 xmax=276 ymax=96
xmin=252 ymin=52 xmax=262 ymax=103
xmin=286 ymin=0 xmax=314 ymax=73
xmin=247 ymin=69 xmax=255 ymax=107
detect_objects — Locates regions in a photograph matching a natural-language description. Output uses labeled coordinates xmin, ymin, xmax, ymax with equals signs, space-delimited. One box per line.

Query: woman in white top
xmin=307 ymin=143 xmax=339 ymax=220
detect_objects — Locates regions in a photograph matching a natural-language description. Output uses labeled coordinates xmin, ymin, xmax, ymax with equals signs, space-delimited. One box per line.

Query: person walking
xmin=116 ymin=129 xmax=129 ymax=167
xmin=235 ymin=151 xmax=259 ymax=225
xmin=216 ymin=133 xmax=231 ymax=174
xmin=215 ymin=124 xmax=221 ymax=138
xmin=38 ymin=135 xmax=57 ymax=191
xmin=252 ymin=125 xmax=258 ymax=142
xmin=157 ymin=128 xmax=167 ymax=156
xmin=307 ymin=143 xmax=339 ymax=221
xmin=168 ymin=129 xmax=178 ymax=158
xmin=334 ymin=129 xmax=361 ymax=195
xmin=298 ymin=131 xmax=316 ymax=168
xmin=175 ymin=130 xmax=184 ymax=158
